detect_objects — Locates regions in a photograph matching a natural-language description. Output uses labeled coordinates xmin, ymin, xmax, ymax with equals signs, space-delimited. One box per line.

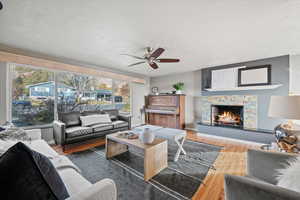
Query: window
xmin=11 ymin=65 xmax=54 ymax=126
xmin=10 ymin=65 xmax=131 ymax=127
xmin=56 ymin=72 xmax=113 ymax=113
xmin=114 ymin=80 xmax=131 ymax=114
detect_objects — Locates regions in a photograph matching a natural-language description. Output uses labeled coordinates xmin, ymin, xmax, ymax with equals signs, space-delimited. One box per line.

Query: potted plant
xmin=173 ymin=82 xmax=184 ymax=94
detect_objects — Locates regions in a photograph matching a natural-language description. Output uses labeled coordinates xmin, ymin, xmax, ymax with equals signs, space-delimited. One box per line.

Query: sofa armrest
xmin=247 ymin=149 xmax=296 ymax=184
xmin=224 ymin=174 xmax=300 ymax=200
xmin=67 ymin=179 xmax=117 ymax=200
xmin=53 ymin=120 xmax=66 ymax=145
xmin=118 ymin=115 xmax=131 ymax=128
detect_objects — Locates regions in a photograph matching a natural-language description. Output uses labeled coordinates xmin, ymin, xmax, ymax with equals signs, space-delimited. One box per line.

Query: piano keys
xmin=144 ymin=94 xmax=185 ymax=129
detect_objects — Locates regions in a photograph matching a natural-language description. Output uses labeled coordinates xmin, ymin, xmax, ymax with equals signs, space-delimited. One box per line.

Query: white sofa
xmin=0 ymin=139 xmax=117 ymax=200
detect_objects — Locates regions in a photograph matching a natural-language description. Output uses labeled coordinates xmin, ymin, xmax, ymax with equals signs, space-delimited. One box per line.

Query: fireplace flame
xmin=218 ymin=111 xmax=240 ymax=123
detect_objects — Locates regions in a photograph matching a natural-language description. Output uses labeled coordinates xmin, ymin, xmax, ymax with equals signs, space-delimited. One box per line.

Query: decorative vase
xmin=176 ymin=90 xmax=182 ymax=94
xmin=139 ymin=128 xmax=155 ymax=144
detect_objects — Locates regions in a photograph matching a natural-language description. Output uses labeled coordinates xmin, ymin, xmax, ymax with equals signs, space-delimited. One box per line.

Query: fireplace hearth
xmin=211 ymin=105 xmax=243 ymax=129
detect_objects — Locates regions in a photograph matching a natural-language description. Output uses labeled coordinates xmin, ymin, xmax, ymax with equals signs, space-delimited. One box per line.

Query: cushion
xmin=81 ymin=110 xmax=102 ymax=116
xmin=0 ymin=128 xmax=30 ymax=141
xmin=0 ymin=140 xmax=58 ymax=158
xmin=57 ymin=168 xmax=91 ymax=195
xmin=0 ymin=142 xmax=69 ymax=200
xmin=60 ymin=112 xmax=81 ymax=127
xmin=103 ymin=109 xmax=119 ymax=121
xmin=80 ymin=114 xmax=112 ymax=127
xmin=276 ymin=156 xmax=300 ymax=193
xmin=91 ymin=123 xmax=113 ymax=132
xmin=65 ymin=126 xmax=93 ymax=138
xmin=112 ymin=120 xmax=129 ymax=129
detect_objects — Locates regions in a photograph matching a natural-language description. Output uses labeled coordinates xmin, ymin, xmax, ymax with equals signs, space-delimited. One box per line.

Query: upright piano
xmin=144 ymin=94 xmax=185 ymax=129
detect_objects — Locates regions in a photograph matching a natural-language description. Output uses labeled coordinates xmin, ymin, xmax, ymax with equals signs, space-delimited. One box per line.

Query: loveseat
xmin=54 ymin=109 xmax=131 ymax=150
xmin=224 ymin=149 xmax=300 ymax=200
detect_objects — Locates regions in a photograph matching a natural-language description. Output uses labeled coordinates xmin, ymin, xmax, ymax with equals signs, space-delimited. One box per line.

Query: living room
xmin=1 ymin=1 xmax=300 ymax=200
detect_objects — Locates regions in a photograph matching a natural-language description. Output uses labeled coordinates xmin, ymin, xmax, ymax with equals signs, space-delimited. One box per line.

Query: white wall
xmin=289 ymin=55 xmax=300 ymax=126
xmin=131 ymin=80 xmax=150 ymax=127
xmin=289 ymin=55 xmax=300 ymax=95
xmin=150 ymin=70 xmax=202 ymax=128
xmin=0 ymin=62 xmax=8 ymax=124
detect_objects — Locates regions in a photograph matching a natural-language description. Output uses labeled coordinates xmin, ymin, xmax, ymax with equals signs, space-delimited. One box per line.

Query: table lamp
xmin=268 ymin=96 xmax=300 ymax=152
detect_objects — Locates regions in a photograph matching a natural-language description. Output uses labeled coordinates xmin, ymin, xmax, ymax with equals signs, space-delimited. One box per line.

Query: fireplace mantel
xmin=205 ymin=84 xmax=282 ymax=92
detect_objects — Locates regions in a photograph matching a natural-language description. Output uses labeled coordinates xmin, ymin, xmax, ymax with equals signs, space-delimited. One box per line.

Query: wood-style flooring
xmin=52 ymin=130 xmax=260 ymax=200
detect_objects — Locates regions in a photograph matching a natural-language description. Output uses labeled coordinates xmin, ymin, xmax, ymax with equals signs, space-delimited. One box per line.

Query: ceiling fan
xmin=122 ymin=47 xmax=180 ymax=69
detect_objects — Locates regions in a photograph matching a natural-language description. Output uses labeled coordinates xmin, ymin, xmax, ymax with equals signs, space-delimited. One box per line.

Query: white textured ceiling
xmin=0 ymin=0 xmax=300 ymax=77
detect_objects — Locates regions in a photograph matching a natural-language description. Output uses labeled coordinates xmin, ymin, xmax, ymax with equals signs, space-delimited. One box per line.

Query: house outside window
xmin=10 ymin=65 xmax=131 ymax=127
xmin=56 ymin=72 xmax=115 ymax=113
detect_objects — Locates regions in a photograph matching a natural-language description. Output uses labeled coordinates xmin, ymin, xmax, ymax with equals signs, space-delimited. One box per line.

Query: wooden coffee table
xmin=105 ymin=132 xmax=168 ymax=181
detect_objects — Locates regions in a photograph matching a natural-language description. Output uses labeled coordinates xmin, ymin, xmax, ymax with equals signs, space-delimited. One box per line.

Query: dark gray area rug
xmin=67 ymin=140 xmax=222 ymax=200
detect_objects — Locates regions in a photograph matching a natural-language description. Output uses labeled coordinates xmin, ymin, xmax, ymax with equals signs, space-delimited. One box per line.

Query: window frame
xmin=8 ymin=62 xmax=132 ymax=128
xmin=9 ymin=63 xmax=56 ymax=127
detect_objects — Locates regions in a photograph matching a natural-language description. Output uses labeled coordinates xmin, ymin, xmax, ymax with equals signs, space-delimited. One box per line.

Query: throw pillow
xmin=0 ymin=142 xmax=69 ymax=200
xmin=110 ymin=115 xmax=118 ymax=121
xmin=80 ymin=114 xmax=112 ymax=127
xmin=276 ymin=156 xmax=300 ymax=193
xmin=0 ymin=127 xmax=30 ymax=141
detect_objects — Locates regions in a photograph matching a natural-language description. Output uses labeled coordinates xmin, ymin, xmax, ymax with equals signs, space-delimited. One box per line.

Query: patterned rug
xmin=67 ymin=139 xmax=222 ymax=200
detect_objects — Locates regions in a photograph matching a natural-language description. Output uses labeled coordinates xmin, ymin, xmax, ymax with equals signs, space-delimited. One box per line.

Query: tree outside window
xmin=114 ymin=80 xmax=130 ymax=114
xmin=56 ymin=72 xmax=114 ymax=113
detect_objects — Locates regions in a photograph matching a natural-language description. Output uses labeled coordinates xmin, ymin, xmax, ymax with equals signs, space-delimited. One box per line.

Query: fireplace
xmin=211 ymin=105 xmax=244 ymax=129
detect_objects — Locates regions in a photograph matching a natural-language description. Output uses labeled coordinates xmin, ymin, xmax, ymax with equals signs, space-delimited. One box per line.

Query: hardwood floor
xmin=51 ymin=137 xmax=105 ymax=155
xmin=52 ymin=130 xmax=260 ymax=200
xmin=189 ymin=132 xmax=260 ymax=200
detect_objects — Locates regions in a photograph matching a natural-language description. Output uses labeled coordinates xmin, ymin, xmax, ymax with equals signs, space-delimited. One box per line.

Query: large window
xmin=114 ymin=80 xmax=130 ymax=114
xmin=11 ymin=65 xmax=54 ymax=126
xmin=10 ymin=64 xmax=131 ymax=127
xmin=57 ymin=72 xmax=113 ymax=113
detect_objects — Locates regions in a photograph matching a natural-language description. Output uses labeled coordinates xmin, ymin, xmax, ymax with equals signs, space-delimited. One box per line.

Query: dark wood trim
xmin=238 ymin=65 xmax=271 ymax=87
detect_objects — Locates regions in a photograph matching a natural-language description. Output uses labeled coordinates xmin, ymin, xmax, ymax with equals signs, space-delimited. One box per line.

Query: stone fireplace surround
xmin=201 ymin=95 xmax=258 ymax=130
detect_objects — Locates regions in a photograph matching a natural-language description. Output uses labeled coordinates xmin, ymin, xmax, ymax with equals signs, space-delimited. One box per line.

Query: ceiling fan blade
xmin=156 ymin=58 xmax=180 ymax=63
xmin=128 ymin=61 xmax=146 ymax=67
xmin=149 ymin=62 xmax=159 ymax=69
xmin=121 ymin=54 xmax=145 ymax=60
xmin=150 ymin=48 xmax=165 ymax=59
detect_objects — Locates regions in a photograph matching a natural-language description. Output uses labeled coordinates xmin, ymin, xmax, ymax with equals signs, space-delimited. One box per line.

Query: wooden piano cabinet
xmin=148 ymin=95 xmax=177 ymax=107
xmin=147 ymin=113 xmax=178 ymax=128
xmin=145 ymin=94 xmax=185 ymax=129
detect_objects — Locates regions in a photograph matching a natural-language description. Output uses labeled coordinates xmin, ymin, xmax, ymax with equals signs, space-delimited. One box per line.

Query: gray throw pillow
xmin=0 ymin=128 xmax=30 ymax=141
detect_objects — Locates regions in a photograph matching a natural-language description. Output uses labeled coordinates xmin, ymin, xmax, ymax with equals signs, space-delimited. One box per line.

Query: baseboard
xmin=196 ymin=132 xmax=266 ymax=146
xmin=185 ymin=127 xmax=198 ymax=132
